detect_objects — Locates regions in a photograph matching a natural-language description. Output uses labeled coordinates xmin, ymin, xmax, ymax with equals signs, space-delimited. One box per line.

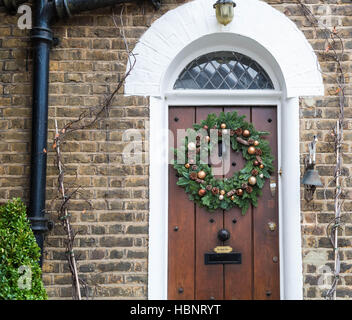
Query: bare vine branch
xmin=51 ymin=4 xmax=136 ymax=299
xmin=297 ymin=0 xmax=346 ymax=300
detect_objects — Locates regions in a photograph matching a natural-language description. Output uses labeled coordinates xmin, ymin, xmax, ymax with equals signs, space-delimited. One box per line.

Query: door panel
xmin=195 ymin=107 xmax=224 ymax=300
xmin=223 ymin=106 xmax=253 ymax=300
xmin=252 ymin=107 xmax=280 ymax=300
xmin=168 ymin=107 xmax=196 ymax=300
xmin=168 ymin=106 xmax=279 ymax=300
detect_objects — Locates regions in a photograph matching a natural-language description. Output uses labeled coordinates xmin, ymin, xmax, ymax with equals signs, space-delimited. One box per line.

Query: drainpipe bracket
xmin=29 ymin=216 xmax=49 ymax=234
xmin=31 ymin=26 xmax=53 ymax=44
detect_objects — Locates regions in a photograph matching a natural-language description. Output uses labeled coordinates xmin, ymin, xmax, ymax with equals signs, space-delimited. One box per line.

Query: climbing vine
xmin=50 ymin=5 xmax=136 ymax=300
xmin=297 ymin=0 xmax=347 ymax=300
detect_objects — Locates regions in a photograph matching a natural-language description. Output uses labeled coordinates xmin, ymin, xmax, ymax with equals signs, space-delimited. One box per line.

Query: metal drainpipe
xmin=29 ymin=0 xmax=55 ymax=267
xmin=0 ymin=0 xmax=161 ymax=267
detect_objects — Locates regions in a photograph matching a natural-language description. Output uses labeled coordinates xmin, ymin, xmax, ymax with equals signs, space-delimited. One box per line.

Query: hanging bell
xmin=301 ymin=169 xmax=323 ymax=187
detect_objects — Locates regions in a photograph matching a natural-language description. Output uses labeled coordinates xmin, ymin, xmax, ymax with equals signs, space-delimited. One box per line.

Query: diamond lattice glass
xmin=174 ymin=51 xmax=274 ymax=90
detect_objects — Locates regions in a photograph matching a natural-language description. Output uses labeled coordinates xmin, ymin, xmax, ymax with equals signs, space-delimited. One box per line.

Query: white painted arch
xmin=125 ymin=0 xmax=323 ymax=98
xmin=124 ymin=0 xmax=324 ymax=300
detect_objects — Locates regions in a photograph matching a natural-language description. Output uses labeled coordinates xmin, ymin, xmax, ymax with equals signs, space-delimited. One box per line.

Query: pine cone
xmin=212 ymin=187 xmax=219 ymax=195
xmin=190 ymin=172 xmax=198 ymax=180
xmin=255 ymin=149 xmax=262 ymax=156
xmin=241 ymin=183 xmax=248 ymax=189
xmin=230 ymin=130 xmax=235 ymax=136
xmin=251 ymin=169 xmax=259 ymax=176
xmin=206 ymin=185 xmax=213 ymax=191
xmin=248 ymin=139 xmax=255 ymax=145
xmin=235 ymin=128 xmax=243 ymax=136
xmin=246 ymin=186 xmax=253 ymax=194
xmin=192 ymin=165 xmax=198 ymax=170
xmin=196 ymin=179 xmax=205 ymax=184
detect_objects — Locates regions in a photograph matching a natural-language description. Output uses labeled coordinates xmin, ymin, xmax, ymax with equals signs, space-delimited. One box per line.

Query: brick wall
xmin=0 ymin=0 xmax=351 ymax=299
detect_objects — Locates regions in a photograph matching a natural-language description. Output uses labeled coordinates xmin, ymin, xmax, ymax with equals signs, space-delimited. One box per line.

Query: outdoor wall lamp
xmin=302 ymin=135 xmax=323 ymax=202
xmin=213 ymin=0 xmax=236 ymax=26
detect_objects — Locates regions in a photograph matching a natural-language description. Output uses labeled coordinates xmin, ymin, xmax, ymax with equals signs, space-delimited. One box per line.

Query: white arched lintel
xmin=124 ymin=0 xmax=324 ymax=300
xmin=125 ymin=0 xmax=324 ymax=98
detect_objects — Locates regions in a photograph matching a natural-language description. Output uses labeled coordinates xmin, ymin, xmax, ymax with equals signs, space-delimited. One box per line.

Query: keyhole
xmin=174 ymin=117 xmax=179 ymax=122
xmin=232 ymin=162 xmax=236 ymax=167
xmin=268 ymin=118 xmax=272 ymax=123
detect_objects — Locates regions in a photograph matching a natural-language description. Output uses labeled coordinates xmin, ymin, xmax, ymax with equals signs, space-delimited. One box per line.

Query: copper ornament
xmin=248 ymin=146 xmax=256 ymax=155
xmin=243 ymin=129 xmax=250 ymax=137
xmin=197 ymin=170 xmax=206 ymax=179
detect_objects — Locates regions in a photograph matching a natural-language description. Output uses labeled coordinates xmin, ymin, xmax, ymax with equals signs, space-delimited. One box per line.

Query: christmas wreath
xmin=172 ymin=111 xmax=274 ymax=214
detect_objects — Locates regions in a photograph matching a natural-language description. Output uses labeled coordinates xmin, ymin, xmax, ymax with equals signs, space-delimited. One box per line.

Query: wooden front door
xmin=168 ymin=106 xmax=279 ymax=300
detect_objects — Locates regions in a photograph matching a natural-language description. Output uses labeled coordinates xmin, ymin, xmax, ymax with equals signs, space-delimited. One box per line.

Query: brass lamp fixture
xmin=302 ymin=136 xmax=323 ymax=202
xmin=213 ymin=0 xmax=236 ymax=26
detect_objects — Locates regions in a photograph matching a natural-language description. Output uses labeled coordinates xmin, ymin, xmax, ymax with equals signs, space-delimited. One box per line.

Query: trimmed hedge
xmin=0 ymin=198 xmax=47 ymax=300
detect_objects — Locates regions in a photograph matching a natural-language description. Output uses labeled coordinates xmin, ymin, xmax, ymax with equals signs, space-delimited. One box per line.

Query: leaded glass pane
xmin=174 ymin=51 xmax=274 ymax=90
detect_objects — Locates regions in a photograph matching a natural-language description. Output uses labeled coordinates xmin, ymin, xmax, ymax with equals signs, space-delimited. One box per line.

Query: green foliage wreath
xmin=173 ymin=111 xmax=274 ymax=214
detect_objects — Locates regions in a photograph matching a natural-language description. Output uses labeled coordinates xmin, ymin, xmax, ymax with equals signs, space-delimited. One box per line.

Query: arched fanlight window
xmin=174 ymin=51 xmax=274 ymax=90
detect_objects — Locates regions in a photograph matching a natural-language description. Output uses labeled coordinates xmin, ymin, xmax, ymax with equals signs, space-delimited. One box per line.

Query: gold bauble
xmin=231 ymin=196 xmax=235 ymax=201
xmin=254 ymin=140 xmax=259 ymax=146
xmin=198 ymin=189 xmax=206 ymax=197
xmin=243 ymin=129 xmax=250 ymax=137
xmin=248 ymin=176 xmax=257 ymax=185
xmin=197 ymin=170 xmax=206 ymax=179
xmin=205 ymin=136 xmax=210 ymax=142
xmin=259 ymin=164 xmax=264 ymax=169
xmin=220 ymin=190 xmax=225 ymax=195
xmin=236 ymin=189 xmax=243 ymax=196
xmin=220 ymin=123 xmax=227 ymax=129
xmin=248 ymin=146 xmax=256 ymax=155
xmin=219 ymin=195 xmax=224 ymax=200
xmin=185 ymin=163 xmax=190 ymax=169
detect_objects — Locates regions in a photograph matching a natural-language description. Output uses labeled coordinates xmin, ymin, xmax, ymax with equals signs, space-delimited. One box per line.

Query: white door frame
xmin=124 ymin=0 xmax=324 ymax=300
xmin=148 ymin=91 xmax=300 ymax=300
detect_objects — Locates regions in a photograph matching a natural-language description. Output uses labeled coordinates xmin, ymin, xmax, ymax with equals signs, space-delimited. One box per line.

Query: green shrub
xmin=0 ymin=198 xmax=47 ymax=300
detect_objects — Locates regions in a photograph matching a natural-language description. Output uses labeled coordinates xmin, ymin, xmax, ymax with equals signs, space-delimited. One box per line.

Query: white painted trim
xmin=148 ymin=93 xmax=302 ymax=300
xmin=125 ymin=0 xmax=324 ymax=98
xmin=165 ymin=90 xmax=283 ymax=106
xmin=124 ymin=0 xmax=324 ymax=300
xmin=148 ymin=96 xmax=169 ymax=299
xmin=280 ymin=97 xmax=304 ymax=299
